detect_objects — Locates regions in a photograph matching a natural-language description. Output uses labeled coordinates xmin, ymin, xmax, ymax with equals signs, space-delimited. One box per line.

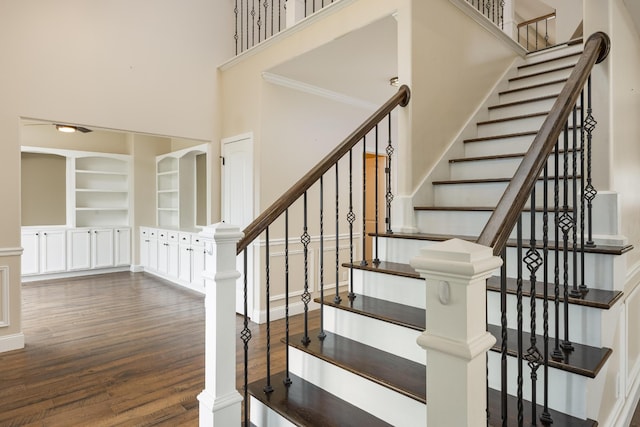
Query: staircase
xmin=244 ymin=40 xmax=629 ymax=426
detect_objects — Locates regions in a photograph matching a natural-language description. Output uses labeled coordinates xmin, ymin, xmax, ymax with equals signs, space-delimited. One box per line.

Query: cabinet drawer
xmin=167 ymin=232 xmax=179 ymax=242
xmin=178 ymin=233 xmax=191 ymax=245
xmin=157 ymin=230 xmax=168 ymax=240
xmin=191 ymin=234 xmax=204 ymax=247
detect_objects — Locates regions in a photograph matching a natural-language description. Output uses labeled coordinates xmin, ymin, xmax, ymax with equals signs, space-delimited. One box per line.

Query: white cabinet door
xmin=68 ymin=229 xmax=92 ymax=271
xmin=168 ymin=242 xmax=179 ymax=278
xmin=21 ymin=230 xmax=40 ymax=275
xmin=178 ymin=245 xmax=192 ymax=282
xmin=140 ymin=229 xmax=150 ymax=269
xmin=114 ymin=228 xmax=131 ymax=266
xmin=157 ymin=242 xmax=169 ymax=274
xmin=149 ymin=238 xmax=159 ymax=271
xmin=192 ymin=243 xmax=206 ymax=291
xmin=92 ymin=229 xmax=114 ymax=269
xmin=40 ymin=230 xmax=67 ymax=274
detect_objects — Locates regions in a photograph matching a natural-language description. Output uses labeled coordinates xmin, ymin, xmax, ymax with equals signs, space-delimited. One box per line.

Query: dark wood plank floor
xmin=0 ymin=272 xmax=317 ymax=426
xmin=3 ymin=271 xmax=640 ymax=426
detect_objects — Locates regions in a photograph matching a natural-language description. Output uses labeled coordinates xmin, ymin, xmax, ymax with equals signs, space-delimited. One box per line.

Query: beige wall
xmin=0 ymin=0 xmax=233 ymax=350
xmin=21 ymin=153 xmax=67 ymax=226
xmin=21 ymin=125 xmax=130 ymax=154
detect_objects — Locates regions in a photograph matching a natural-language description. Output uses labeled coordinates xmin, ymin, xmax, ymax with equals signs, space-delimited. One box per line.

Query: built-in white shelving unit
xmin=74 ymin=156 xmax=130 ymax=227
xmin=156 ymin=144 xmax=208 ymax=229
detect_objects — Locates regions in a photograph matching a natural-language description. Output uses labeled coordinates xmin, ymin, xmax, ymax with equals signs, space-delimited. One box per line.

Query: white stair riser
xmin=351 ymin=269 xmax=424 ymax=309
xmin=324 ymin=304 xmax=425 ymax=364
xmin=487 ymin=351 xmax=590 ymax=419
xmin=499 ymin=83 xmax=563 ymax=105
xmin=464 ymin=135 xmax=536 ymax=157
xmin=517 ymin=55 xmax=581 ymax=76
xmin=433 ymin=180 xmax=576 ymax=207
xmin=477 ymin=114 xmax=554 ymax=138
xmin=289 ymin=346 xmax=426 ymax=426
xmin=250 ymin=398 xmax=297 ymax=427
xmin=521 ymin=45 xmax=583 ymax=68
xmin=378 ymin=238 xmax=621 ymax=290
xmin=489 ymin=97 xmax=557 ymax=120
xmin=509 ymin=67 xmax=575 ymax=90
xmin=487 ymin=290 xmax=603 ymax=347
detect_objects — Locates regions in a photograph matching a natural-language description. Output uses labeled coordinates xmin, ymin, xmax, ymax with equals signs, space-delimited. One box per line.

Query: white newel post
xmin=197 ymin=223 xmax=244 ymax=427
xmin=410 ymin=238 xmax=502 ymax=427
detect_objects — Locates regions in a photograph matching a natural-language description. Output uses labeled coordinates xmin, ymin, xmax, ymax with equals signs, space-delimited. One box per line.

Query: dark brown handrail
xmin=517 ymin=12 xmax=556 ymax=29
xmin=237 ymin=84 xmax=411 ymax=254
xmin=477 ymin=32 xmax=610 ymax=255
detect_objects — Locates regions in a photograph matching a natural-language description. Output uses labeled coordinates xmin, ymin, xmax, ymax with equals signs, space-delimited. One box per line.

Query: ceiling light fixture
xmin=389 ymin=77 xmax=399 ymax=87
xmin=55 ymin=124 xmax=77 ymax=133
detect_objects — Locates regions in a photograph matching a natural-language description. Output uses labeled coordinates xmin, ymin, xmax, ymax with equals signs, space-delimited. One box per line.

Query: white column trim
xmin=0 ymin=266 xmax=9 ymax=328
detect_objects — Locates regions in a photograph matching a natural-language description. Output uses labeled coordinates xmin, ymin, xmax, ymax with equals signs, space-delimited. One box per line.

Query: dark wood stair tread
xmin=431 ymin=175 xmax=579 ymax=185
xmin=288 ymin=330 xmax=426 ymax=402
xmin=247 ymin=371 xmax=393 ymax=427
xmin=487 ymin=324 xmax=612 ymax=378
xmin=477 ymin=111 xmax=548 ymax=126
xmin=489 ymin=94 xmax=560 ymax=111
xmin=373 ymin=231 xmax=633 ymax=256
xmin=510 ymin=64 xmax=575 ymax=82
xmin=317 ymin=292 xmax=424 ymax=331
xmin=465 ymin=130 xmax=538 ymax=143
xmin=487 ymin=388 xmax=596 ymax=426
xmin=499 ymin=78 xmax=568 ymax=95
xmin=449 ymin=148 xmax=578 ymax=164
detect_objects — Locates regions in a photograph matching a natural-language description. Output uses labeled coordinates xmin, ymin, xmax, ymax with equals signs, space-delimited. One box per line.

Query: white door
xmin=68 ymin=228 xmax=92 ymax=271
xmin=40 ymin=230 xmax=67 ymax=274
xmin=222 ymin=134 xmax=254 ymax=316
xmin=92 ymin=229 xmax=115 ymax=269
xmin=21 ymin=230 xmax=40 ymax=275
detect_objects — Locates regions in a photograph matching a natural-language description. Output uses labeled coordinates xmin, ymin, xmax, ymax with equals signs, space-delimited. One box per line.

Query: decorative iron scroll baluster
xmin=263 ymin=0 xmax=268 ymax=41
xmin=524 ymin=188 xmax=543 ymax=423
xmin=301 ymin=193 xmax=311 ymax=346
xmin=580 ymin=89 xmax=588 ymax=293
xmin=270 ymin=0 xmax=274 ymax=38
xmin=335 ymin=163 xmax=342 ymax=304
xmin=500 ymin=0 xmax=505 ymax=29
xmin=239 ymin=0 xmax=244 ymax=53
xmin=516 ymin=216 xmax=524 ymax=427
xmin=284 ymin=211 xmax=292 ymax=386
xmin=234 ymin=0 xmax=239 ymax=55
xmin=545 ymin=19 xmax=549 ymax=47
xmin=584 ymin=76 xmax=597 ymax=247
xmin=251 ymin=0 xmax=256 ymax=46
xmin=385 ymin=113 xmax=394 ymax=234
xmin=570 ymin=105 xmax=582 ymax=298
xmin=560 ymin=124 xmax=574 ymax=353
xmin=348 ymin=150 xmax=356 ymax=300
xmin=241 ymin=249 xmax=251 ymax=426
xmin=361 ymin=137 xmax=368 ymax=266
xmin=257 ymin=0 xmax=262 ymax=44
xmin=541 ymin=164 xmax=553 ymax=425
xmin=264 ymin=226 xmax=274 ymax=393
xmin=535 ymin=22 xmax=539 ymax=50
xmin=318 ymin=177 xmax=326 ymax=341
xmin=551 ymin=140 xmax=563 ymax=362
xmin=374 ymin=126 xmax=380 ymax=265
xmin=500 ymin=246 xmax=508 ymax=427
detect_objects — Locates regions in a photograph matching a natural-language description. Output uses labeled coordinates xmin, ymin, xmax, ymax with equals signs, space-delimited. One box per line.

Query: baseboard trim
xmin=130 ymin=264 xmax=144 ymax=273
xmin=0 ymin=333 xmax=25 ymax=353
xmin=21 ymin=266 xmax=131 ymax=283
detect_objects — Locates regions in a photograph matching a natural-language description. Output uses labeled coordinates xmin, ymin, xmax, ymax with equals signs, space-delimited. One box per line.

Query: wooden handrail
xmin=476 ymin=32 xmax=610 ymax=255
xmin=237 ymin=84 xmax=411 ymax=254
xmin=517 ymin=12 xmax=556 ymax=29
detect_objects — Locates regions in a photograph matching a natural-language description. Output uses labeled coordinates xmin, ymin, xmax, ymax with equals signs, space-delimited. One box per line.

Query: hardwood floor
xmin=0 ymin=272 xmax=317 ymax=426
xmin=3 ymin=271 xmax=640 ymax=426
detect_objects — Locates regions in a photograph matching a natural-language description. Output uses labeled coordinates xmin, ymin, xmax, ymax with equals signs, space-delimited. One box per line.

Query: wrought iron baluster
xmin=301 ymin=193 xmax=311 ymax=345
xmin=241 ymin=249 xmax=252 ymax=426
xmin=551 ymin=140 xmax=563 ymax=362
xmin=560 ymin=124 xmax=574 ymax=353
xmin=570 ymin=105 xmax=582 ymax=298
xmin=361 ymin=137 xmax=368 ymax=266
xmin=500 ymin=0 xmax=505 ymax=30
xmin=246 ymin=0 xmax=250 ymax=51
xmin=580 ymin=89 xmax=588 ymax=292
xmin=335 ymin=163 xmax=342 ymax=304
xmin=234 ymin=0 xmax=239 ymax=55
xmin=251 ymin=0 xmax=256 ymax=46
xmin=500 ymin=246 xmax=508 ymax=427
xmin=284 ymin=211 xmax=292 ymax=385
xmin=257 ymin=0 xmax=262 ymax=44
xmin=535 ymin=22 xmax=539 ymax=50
xmin=240 ymin=0 xmax=244 ymax=53
xmin=263 ymin=0 xmax=268 ymax=41
xmin=385 ymin=113 xmax=394 ymax=234
xmin=304 ymin=0 xmax=307 ymax=17
xmin=545 ymin=18 xmax=549 ymax=47
xmin=541 ymin=163 xmax=553 ymax=425
xmin=319 ymin=177 xmax=326 ymax=340
xmin=264 ymin=227 xmax=274 ymax=393
xmin=270 ymin=0 xmax=274 ymax=37
xmin=348 ymin=150 xmax=356 ymax=300
xmin=584 ymin=76 xmax=597 ymax=247
xmin=516 ymin=216 xmax=524 ymax=427
xmin=524 ymin=188 xmax=543 ymax=424
xmin=374 ymin=125 xmax=380 ymax=265
xmin=278 ymin=0 xmax=281 ymax=32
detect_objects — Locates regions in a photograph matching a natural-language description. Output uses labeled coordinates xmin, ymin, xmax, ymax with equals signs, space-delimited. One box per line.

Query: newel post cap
xmin=200 ymin=222 xmax=244 ymax=243
xmin=410 ymin=238 xmax=502 ymax=278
